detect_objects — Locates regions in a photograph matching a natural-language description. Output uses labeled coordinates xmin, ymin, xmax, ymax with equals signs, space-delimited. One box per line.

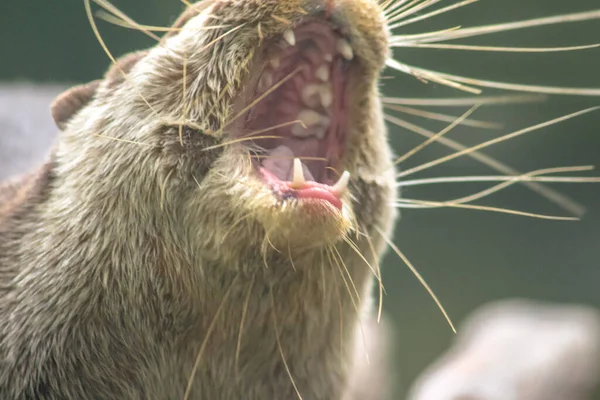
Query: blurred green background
xmin=1 ymin=0 xmax=599 ymax=398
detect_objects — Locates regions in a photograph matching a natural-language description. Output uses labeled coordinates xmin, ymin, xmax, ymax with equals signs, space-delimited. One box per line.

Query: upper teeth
xmin=283 ymin=29 xmax=296 ymax=46
xmin=256 ymin=31 xmax=355 ymax=142
xmin=337 ymin=39 xmax=353 ymax=60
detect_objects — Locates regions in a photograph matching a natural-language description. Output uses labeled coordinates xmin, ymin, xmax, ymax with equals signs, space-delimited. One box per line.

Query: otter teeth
xmin=315 ymin=65 xmax=330 ymax=82
xmin=301 ymin=83 xmax=333 ymax=109
xmin=294 ymin=110 xmax=330 ymax=139
xmin=283 ymin=29 xmax=296 ymax=46
xmin=332 ymin=171 xmax=350 ymax=196
xmin=337 ymin=39 xmax=354 ymax=60
xmin=291 ymin=158 xmax=306 ymax=189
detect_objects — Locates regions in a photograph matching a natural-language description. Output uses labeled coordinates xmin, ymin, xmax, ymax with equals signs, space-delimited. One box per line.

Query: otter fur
xmin=0 ymin=1 xmax=397 ymax=399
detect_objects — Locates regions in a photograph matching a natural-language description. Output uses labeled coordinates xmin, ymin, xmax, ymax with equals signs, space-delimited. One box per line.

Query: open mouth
xmin=239 ymin=21 xmax=354 ymax=210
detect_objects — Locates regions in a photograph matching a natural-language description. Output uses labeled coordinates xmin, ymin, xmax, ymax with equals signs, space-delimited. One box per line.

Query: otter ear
xmin=50 ymin=50 xmax=149 ymax=131
xmin=104 ymin=50 xmax=149 ymax=88
xmin=51 ymin=80 xmax=101 ymax=131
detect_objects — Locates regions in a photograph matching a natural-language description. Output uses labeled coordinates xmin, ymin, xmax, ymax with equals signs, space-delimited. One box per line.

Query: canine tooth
xmin=315 ymin=65 xmax=330 ymax=82
xmin=291 ymin=158 xmax=306 ymax=188
xmin=283 ymin=29 xmax=296 ymax=46
xmin=320 ymin=85 xmax=333 ymax=108
xmin=270 ymin=57 xmax=281 ymax=69
xmin=337 ymin=39 xmax=353 ymax=60
xmin=298 ymin=109 xmax=322 ymax=127
xmin=332 ymin=171 xmax=350 ymax=196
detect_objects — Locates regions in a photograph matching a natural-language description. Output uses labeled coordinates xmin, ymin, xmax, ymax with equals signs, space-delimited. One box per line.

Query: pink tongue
xmin=262 ymin=145 xmax=316 ymax=182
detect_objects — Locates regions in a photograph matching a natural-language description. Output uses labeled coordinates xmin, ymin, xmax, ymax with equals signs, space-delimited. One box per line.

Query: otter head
xmin=52 ymin=0 xmax=396 ymax=269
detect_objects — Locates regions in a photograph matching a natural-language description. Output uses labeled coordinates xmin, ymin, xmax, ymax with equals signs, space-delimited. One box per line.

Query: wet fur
xmin=0 ymin=1 xmax=397 ymax=399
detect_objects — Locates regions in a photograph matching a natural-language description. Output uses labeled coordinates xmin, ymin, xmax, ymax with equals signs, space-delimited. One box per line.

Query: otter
xmin=0 ymin=1 xmax=397 ymax=399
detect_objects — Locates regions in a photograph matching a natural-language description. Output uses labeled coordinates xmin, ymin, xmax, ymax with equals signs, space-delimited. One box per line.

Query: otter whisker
xmin=342 ymin=237 xmax=385 ymax=290
xmin=287 ymin=243 xmax=297 ymax=272
xmin=212 ymin=67 xmax=303 ymax=137
xmin=384 ymin=104 xmax=502 ymax=129
xmin=387 ymin=0 xmax=454 ymax=25
xmin=394 ymin=105 xmax=480 ymax=165
xmin=397 ymin=107 xmax=600 ymax=179
xmin=184 ymin=275 xmax=239 ymax=400
xmin=92 ymin=0 xmax=160 ymax=40
xmin=93 ymin=134 xmax=152 ymax=147
xmin=396 ymin=166 xmax=599 ymax=188
xmin=331 ymin=246 xmax=370 ymax=365
xmin=393 ymin=199 xmax=579 ymax=220
xmin=394 ymin=42 xmax=600 ymax=53
xmin=386 ymin=58 xmax=482 ymax=94
xmin=384 ymin=113 xmax=587 ymax=216
xmin=235 ymin=273 xmax=256 ymax=380
xmin=251 ymin=155 xmax=328 ymax=163
xmin=382 ymin=94 xmax=546 ymax=107
xmin=391 ymin=62 xmax=600 ymax=96
xmin=269 ymin=285 xmax=304 ymax=400
xmin=374 ymin=226 xmax=456 ymax=333
xmin=203 ymin=136 xmax=284 ymax=151
xmin=95 ymin=11 xmax=229 ymax=34
xmin=402 ymin=9 xmax=600 ymax=44
xmin=180 ymin=53 xmax=188 ymax=146
xmin=362 ymin=227 xmax=385 ymax=324
xmin=84 ymin=0 xmax=158 ymax=115
xmin=388 ymin=0 xmax=478 ymax=29
xmin=203 ymin=120 xmax=306 ymax=151
xmin=160 ymin=169 xmax=175 ymax=211
xmin=332 ymin=246 xmax=362 ymax=306
xmin=385 ymin=0 xmax=427 ymax=22
xmin=449 ymin=167 xmax=600 ymax=206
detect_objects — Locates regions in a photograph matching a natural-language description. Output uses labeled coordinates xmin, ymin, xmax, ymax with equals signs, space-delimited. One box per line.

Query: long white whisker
xmin=382 ymin=95 xmax=546 ymax=107
xmin=394 ymin=105 xmax=480 ymax=165
xmin=384 ymin=113 xmax=587 ymax=216
xmin=384 ymin=104 xmax=502 ymax=129
xmin=374 ymin=226 xmax=456 ymax=333
xmin=409 ymin=9 xmax=600 ymax=44
xmin=396 ymin=167 xmax=600 ymax=188
xmin=392 ymin=199 xmax=579 ymax=221
xmin=391 ymin=42 xmax=600 ymax=53
xmin=389 ymin=0 xmax=478 ymax=29
xmin=396 ymin=107 xmax=600 ymax=178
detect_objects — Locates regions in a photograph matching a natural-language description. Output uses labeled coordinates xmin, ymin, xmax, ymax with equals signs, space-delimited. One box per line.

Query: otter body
xmin=0 ymin=1 xmax=396 ymax=399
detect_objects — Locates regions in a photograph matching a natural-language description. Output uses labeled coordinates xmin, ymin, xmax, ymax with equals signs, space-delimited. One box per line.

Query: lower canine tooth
xmin=332 ymin=171 xmax=350 ymax=196
xmin=291 ymin=158 xmax=306 ymax=189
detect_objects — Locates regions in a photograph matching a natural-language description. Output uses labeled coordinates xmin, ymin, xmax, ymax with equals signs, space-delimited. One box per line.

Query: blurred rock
xmin=408 ymin=299 xmax=600 ymax=400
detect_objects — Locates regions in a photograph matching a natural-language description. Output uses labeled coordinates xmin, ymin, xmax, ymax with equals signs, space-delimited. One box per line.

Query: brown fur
xmin=0 ymin=1 xmax=396 ymax=399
